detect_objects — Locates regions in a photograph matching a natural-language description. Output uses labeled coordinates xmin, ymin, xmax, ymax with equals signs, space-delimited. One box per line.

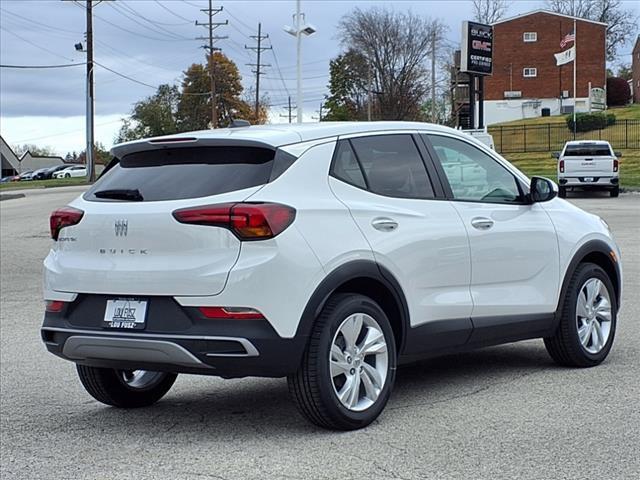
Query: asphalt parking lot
xmin=1 ymin=187 xmax=639 ymax=480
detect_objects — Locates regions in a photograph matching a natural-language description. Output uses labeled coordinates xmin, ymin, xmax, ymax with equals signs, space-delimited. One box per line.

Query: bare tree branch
xmin=473 ymin=0 xmax=510 ymax=24
xmin=545 ymin=0 xmax=639 ymax=61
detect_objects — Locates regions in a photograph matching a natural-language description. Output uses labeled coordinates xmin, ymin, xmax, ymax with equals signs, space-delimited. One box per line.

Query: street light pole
xmin=86 ymin=0 xmax=95 ymax=182
xmin=284 ymin=0 xmax=315 ymax=125
xmin=295 ymin=0 xmax=302 ymax=124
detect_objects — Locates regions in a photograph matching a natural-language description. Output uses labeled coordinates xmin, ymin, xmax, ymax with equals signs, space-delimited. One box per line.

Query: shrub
xmin=566 ymin=112 xmax=615 ymax=132
xmin=606 ymin=77 xmax=631 ymax=106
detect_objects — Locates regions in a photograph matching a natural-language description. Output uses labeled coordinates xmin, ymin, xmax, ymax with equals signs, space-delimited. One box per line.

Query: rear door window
xmin=85 ymin=146 xmax=296 ymax=202
xmin=348 ymin=134 xmax=435 ymax=199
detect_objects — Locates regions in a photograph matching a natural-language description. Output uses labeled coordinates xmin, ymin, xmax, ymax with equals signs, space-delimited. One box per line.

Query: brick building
xmin=632 ymin=35 xmax=640 ymax=104
xmin=483 ymin=10 xmax=606 ymax=124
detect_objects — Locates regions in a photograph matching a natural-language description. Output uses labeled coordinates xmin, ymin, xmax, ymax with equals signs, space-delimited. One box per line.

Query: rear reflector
xmin=173 ymin=202 xmax=295 ymax=240
xmin=198 ymin=307 xmax=265 ymax=320
xmin=613 ymin=159 xmax=619 ymax=172
xmin=45 ymin=300 xmax=67 ymax=313
xmin=50 ymin=206 xmax=84 ymax=240
xmin=559 ymin=160 xmax=565 ymax=173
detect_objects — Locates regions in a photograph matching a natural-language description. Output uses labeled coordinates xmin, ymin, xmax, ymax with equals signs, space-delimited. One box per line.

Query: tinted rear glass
xmin=564 ymin=145 xmax=612 ymax=157
xmin=85 ymin=146 xmax=295 ymax=202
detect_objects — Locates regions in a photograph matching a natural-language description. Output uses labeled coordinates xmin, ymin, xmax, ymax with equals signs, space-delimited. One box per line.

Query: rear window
xmin=85 ymin=146 xmax=296 ymax=202
xmin=563 ymin=144 xmax=612 ymax=157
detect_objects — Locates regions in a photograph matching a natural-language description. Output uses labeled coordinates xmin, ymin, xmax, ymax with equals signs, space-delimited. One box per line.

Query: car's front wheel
xmin=544 ymin=263 xmax=617 ymax=367
xmin=610 ymin=186 xmax=619 ymax=197
xmin=76 ymin=365 xmax=177 ymax=408
xmin=288 ymin=294 xmax=397 ymax=430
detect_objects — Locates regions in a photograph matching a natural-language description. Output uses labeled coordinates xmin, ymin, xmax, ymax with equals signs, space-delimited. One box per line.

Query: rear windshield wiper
xmin=94 ymin=188 xmax=144 ymax=201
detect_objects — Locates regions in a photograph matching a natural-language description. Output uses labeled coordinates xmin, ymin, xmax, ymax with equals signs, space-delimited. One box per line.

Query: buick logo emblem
xmin=114 ymin=220 xmax=128 ymax=237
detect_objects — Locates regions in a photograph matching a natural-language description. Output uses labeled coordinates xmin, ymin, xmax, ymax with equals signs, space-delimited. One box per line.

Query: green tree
xmin=323 ymin=49 xmax=369 ymax=121
xmin=116 ymin=84 xmax=180 ymax=142
xmin=177 ymin=52 xmax=257 ymax=130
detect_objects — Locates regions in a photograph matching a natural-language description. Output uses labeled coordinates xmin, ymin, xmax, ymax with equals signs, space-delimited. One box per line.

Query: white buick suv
xmin=42 ymin=122 xmax=622 ymax=430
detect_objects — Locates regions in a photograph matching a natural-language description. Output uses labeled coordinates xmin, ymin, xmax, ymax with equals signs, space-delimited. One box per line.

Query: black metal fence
xmin=489 ymin=119 xmax=640 ymax=153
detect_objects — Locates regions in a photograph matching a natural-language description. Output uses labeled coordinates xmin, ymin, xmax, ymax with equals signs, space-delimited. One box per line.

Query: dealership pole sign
xmin=460 ymin=21 xmax=493 ymax=75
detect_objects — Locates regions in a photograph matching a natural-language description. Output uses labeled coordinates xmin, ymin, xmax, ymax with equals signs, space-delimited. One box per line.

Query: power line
xmin=0 ymin=7 xmax=82 ymax=35
xmin=0 ymin=26 xmax=75 ymax=61
xmin=93 ymin=60 xmax=159 ymax=89
xmin=119 ymin=0 xmax=191 ymax=26
xmin=107 ymin=2 xmax=190 ymax=41
xmin=268 ymin=41 xmax=290 ymax=97
xmin=0 ymin=63 xmax=85 ymax=69
xmin=152 ymin=0 xmax=193 ymax=23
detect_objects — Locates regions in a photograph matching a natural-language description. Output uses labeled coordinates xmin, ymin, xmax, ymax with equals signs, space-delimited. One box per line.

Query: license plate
xmin=583 ymin=177 xmax=594 ymax=182
xmin=103 ymin=299 xmax=147 ymax=329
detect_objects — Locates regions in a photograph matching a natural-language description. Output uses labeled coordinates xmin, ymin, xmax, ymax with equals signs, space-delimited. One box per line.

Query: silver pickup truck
xmin=554 ymin=140 xmax=620 ymax=198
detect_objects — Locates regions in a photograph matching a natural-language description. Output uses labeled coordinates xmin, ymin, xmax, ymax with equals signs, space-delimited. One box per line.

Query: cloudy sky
xmin=0 ymin=0 xmax=638 ymax=155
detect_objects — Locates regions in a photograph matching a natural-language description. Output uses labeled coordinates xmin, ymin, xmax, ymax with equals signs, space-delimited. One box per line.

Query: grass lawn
xmin=0 ymin=177 xmax=89 ymax=191
xmin=493 ymin=104 xmax=640 ymax=127
xmin=504 ymin=149 xmax=640 ymax=189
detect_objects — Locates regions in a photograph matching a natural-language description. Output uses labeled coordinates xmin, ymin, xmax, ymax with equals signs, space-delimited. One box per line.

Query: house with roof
xmin=1 ymin=135 xmax=21 ymax=177
xmin=483 ymin=10 xmax=607 ymax=124
xmin=632 ymin=35 xmax=640 ymax=104
xmin=0 ymin=135 xmax=64 ymax=177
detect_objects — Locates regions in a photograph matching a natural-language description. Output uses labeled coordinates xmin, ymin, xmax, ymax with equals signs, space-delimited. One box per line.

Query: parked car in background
xmin=31 ymin=167 xmax=52 ymax=180
xmin=42 ymin=122 xmax=622 ymax=430
xmin=555 ymin=140 xmax=620 ymax=198
xmin=53 ymin=165 xmax=87 ymax=179
xmin=13 ymin=171 xmax=34 ymax=181
xmin=1 ymin=176 xmax=14 ymax=183
xmin=45 ymin=164 xmax=76 ymax=179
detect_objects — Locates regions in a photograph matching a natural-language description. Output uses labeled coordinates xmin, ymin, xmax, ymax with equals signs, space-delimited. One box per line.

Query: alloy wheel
xmin=119 ymin=370 xmax=165 ymax=390
xmin=329 ymin=313 xmax=389 ymax=412
xmin=576 ymin=278 xmax=612 ymax=354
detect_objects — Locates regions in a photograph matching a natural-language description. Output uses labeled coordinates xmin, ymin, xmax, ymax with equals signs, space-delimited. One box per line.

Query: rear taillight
xmin=613 ymin=159 xmax=618 ymax=172
xmin=559 ymin=160 xmax=565 ymax=173
xmin=173 ymin=202 xmax=296 ymax=240
xmin=50 ymin=206 xmax=84 ymax=240
xmin=198 ymin=307 xmax=265 ymax=320
xmin=45 ymin=300 xmax=67 ymax=313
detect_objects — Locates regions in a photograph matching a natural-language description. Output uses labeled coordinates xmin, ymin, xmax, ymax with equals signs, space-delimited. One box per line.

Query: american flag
xmin=560 ymin=32 xmax=575 ymax=48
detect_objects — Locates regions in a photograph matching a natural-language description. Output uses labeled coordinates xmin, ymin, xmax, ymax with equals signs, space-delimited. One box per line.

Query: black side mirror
xmin=530 ymin=176 xmax=558 ymax=203
xmin=614 ymin=151 xmax=622 ymax=157
xmin=552 ymin=152 xmax=560 ymax=159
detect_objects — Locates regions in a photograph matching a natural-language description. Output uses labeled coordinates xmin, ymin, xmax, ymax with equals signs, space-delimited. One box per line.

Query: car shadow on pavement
xmin=56 ymin=341 xmax=560 ymax=436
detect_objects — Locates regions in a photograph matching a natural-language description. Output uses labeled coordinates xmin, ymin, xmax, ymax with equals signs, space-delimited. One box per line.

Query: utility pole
xmin=311 ymin=102 xmax=324 ymax=121
xmin=196 ymin=1 xmax=227 ymax=128
xmin=279 ymin=96 xmax=297 ymax=123
xmin=431 ymin=31 xmax=436 ymax=123
xmin=367 ymin=65 xmax=372 ymax=121
xmin=245 ymin=23 xmax=271 ymax=123
xmin=86 ymin=0 xmax=95 ymax=181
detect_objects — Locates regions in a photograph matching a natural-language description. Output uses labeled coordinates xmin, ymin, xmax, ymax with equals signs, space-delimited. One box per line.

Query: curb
xmin=0 ymin=193 xmax=26 ymax=201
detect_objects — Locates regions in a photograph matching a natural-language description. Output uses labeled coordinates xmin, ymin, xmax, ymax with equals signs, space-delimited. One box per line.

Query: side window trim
xmin=421 ymin=133 xmax=529 ymax=205
xmin=329 ymin=139 xmax=369 ymax=190
xmin=346 ymin=139 xmax=371 ymax=190
xmin=411 ymin=133 xmax=446 ymax=199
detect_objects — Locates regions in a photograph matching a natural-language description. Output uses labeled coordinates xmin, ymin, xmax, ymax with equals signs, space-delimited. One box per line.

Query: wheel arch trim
xmin=555 ymin=239 xmax=621 ymax=327
xmin=296 ymin=260 xmax=410 ymax=353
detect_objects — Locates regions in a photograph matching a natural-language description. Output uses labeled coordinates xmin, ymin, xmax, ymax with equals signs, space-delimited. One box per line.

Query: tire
xmin=64 ymin=173 xmax=71 ymax=178
xmin=76 ymin=365 xmax=177 ymax=408
xmin=558 ymin=186 xmax=567 ymax=198
xmin=544 ymin=263 xmax=617 ymax=367
xmin=610 ymin=186 xmax=619 ymax=198
xmin=288 ymin=293 xmax=397 ymax=430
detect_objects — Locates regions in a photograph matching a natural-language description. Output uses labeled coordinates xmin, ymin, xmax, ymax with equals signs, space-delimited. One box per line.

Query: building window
xmin=523 ymin=32 xmax=537 ymax=42
xmin=523 ymin=68 xmax=537 ymax=78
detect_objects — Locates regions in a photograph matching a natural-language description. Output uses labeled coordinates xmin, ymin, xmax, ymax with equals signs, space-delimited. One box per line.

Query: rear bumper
xmin=41 ymin=295 xmax=307 ymax=378
xmin=559 ymin=176 xmax=618 ymax=188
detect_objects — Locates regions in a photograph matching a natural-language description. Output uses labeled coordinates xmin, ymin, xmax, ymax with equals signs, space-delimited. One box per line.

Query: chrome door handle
xmin=371 ymin=218 xmax=398 ymax=232
xmin=471 ymin=217 xmax=494 ymax=230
